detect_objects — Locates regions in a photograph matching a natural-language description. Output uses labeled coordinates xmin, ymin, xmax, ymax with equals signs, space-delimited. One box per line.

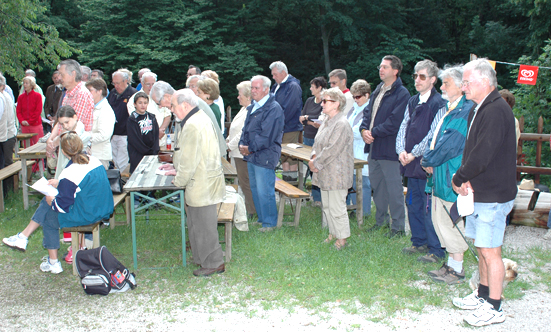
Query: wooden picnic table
xmin=221 ymin=157 xmax=237 ymax=179
xmin=15 ymin=133 xmax=38 ymax=158
xmin=20 ymin=143 xmax=46 ymax=210
xmin=280 ymin=143 xmax=369 ymax=226
xmin=123 ymin=155 xmax=185 ymax=270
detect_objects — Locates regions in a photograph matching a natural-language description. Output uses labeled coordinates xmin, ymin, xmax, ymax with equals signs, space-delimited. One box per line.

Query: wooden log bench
xmin=0 ymin=160 xmax=36 ymax=212
xmin=275 ymin=178 xmax=310 ymax=228
xmin=217 ymin=202 xmax=235 ymax=262
xmin=62 ymin=221 xmax=102 ymax=275
xmin=109 ymin=192 xmax=131 ymax=229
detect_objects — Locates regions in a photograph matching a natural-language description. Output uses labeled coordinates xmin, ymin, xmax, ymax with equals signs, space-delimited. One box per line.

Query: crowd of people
xmin=0 ymin=55 xmax=526 ymax=326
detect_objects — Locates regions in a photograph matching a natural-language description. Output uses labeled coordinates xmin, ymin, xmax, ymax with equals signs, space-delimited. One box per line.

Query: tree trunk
xmin=321 ymin=24 xmax=331 ymax=74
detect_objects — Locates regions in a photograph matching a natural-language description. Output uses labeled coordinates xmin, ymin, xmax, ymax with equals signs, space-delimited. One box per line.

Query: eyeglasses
xmin=321 ymin=99 xmax=336 ymax=104
xmin=377 ymin=65 xmax=391 ymax=70
xmin=353 ymin=95 xmax=364 ymax=100
xmin=461 ymin=79 xmax=480 ymax=87
xmin=412 ymin=74 xmax=428 ymax=81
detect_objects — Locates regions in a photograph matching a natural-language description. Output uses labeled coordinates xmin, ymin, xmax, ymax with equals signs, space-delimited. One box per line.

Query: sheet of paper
xmin=286 ymin=143 xmax=303 ymax=149
xmin=457 ymin=188 xmax=474 ymax=216
xmin=28 ymin=177 xmax=58 ymax=196
xmin=311 ymin=119 xmax=323 ymax=124
xmin=155 ymin=168 xmax=170 ymax=176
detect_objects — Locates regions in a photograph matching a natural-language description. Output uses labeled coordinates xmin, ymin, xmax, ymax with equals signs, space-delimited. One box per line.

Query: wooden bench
xmin=217 ymin=202 xmax=235 ymax=262
xmin=62 ymin=221 xmax=102 ymax=275
xmin=109 ymin=192 xmax=131 ymax=229
xmin=0 ymin=160 xmax=36 ymax=212
xmin=275 ymin=178 xmax=310 ymax=228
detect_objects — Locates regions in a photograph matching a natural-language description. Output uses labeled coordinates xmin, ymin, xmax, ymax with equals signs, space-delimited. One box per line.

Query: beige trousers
xmin=432 ymin=197 xmax=468 ymax=254
xmin=321 ymin=189 xmax=350 ymax=239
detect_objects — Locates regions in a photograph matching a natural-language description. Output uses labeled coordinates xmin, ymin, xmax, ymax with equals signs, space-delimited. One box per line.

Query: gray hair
xmin=328 ymin=69 xmax=347 ymax=81
xmin=463 ymin=58 xmax=497 ymax=88
xmin=186 ymin=75 xmax=201 ymax=87
xmin=113 ymin=69 xmax=132 ymax=84
xmin=414 ymin=59 xmax=439 ymax=79
xmin=138 ymin=68 xmax=151 ymax=77
xmin=25 ymin=69 xmax=36 ymax=77
xmin=236 ymin=81 xmax=251 ymax=99
xmin=91 ymin=69 xmax=104 ymax=78
xmin=150 ymin=81 xmax=175 ymax=103
xmin=0 ymin=74 xmax=5 ymax=87
xmin=80 ymin=66 xmax=91 ymax=78
xmin=269 ymin=61 xmax=288 ymax=74
xmin=321 ymin=87 xmax=346 ymax=113
xmin=439 ymin=64 xmax=463 ymax=89
xmin=59 ymin=59 xmax=82 ymax=82
xmin=175 ymin=88 xmax=198 ymax=108
xmin=250 ymin=75 xmax=271 ymax=89
xmin=141 ymin=71 xmax=157 ymax=82
xmin=350 ymin=79 xmax=371 ymax=96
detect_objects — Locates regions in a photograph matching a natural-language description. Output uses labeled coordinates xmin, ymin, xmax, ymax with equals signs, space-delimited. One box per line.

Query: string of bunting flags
xmin=471 ymin=54 xmax=551 ymax=86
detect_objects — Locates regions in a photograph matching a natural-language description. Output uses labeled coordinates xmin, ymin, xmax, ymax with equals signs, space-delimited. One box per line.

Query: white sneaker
xmin=464 ymin=301 xmax=505 ymax=326
xmin=40 ymin=258 xmax=63 ymax=274
xmin=544 ymin=229 xmax=551 ymax=240
xmin=3 ymin=233 xmax=28 ymax=251
xmin=452 ymin=289 xmax=486 ymax=310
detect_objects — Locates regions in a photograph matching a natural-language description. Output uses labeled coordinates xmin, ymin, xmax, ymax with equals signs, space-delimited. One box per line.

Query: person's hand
xmin=22 ymin=121 xmax=29 ymax=126
xmin=398 ymin=151 xmax=408 ymax=166
xmin=46 ymin=139 xmax=56 ymax=155
xmin=158 ymin=164 xmax=175 ymax=171
xmin=308 ymin=159 xmax=318 ymax=173
xmin=239 ymin=145 xmax=250 ymax=156
xmin=362 ymin=130 xmax=374 ymax=144
xmin=46 ymin=195 xmax=55 ymax=206
xmin=159 ymin=132 xmax=165 ymax=140
xmin=47 ymin=179 xmax=59 ymax=188
xmin=310 ymin=121 xmax=321 ymax=128
xmin=299 ymin=115 xmax=307 ymax=123
xmin=165 ymin=169 xmax=177 ymax=176
xmin=452 ymin=180 xmax=473 ymax=196
xmin=423 ymin=166 xmax=433 ymax=174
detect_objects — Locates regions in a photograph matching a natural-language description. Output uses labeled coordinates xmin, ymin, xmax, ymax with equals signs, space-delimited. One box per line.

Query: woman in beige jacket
xmin=309 ymin=87 xmax=354 ymax=250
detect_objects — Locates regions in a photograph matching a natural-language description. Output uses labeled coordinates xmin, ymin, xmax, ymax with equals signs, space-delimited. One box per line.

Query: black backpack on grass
xmin=74 ymin=246 xmax=137 ymax=295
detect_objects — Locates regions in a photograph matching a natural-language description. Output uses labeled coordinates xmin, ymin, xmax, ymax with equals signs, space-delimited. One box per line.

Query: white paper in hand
xmin=457 ymin=188 xmax=474 ymax=216
xmin=28 ymin=177 xmax=58 ymax=196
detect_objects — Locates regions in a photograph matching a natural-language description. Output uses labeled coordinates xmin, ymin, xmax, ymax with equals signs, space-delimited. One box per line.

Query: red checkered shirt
xmin=61 ymin=81 xmax=94 ymax=131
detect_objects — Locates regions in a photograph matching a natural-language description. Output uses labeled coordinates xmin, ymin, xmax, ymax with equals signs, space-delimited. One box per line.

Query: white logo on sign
xmin=521 ymin=69 xmax=534 ymax=78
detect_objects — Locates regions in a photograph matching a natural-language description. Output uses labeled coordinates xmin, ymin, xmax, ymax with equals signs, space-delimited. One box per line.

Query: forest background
xmin=2 ymin=0 xmax=551 ymax=181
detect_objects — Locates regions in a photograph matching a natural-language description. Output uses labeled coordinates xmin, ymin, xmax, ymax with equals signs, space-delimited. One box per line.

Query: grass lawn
xmin=0 ymin=187 xmax=545 ymax=322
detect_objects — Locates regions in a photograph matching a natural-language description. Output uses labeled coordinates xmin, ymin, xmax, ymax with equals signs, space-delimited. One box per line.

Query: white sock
xmin=448 ymin=257 xmax=463 ymax=273
xmin=18 ymin=233 xmax=28 ymax=240
xmin=49 ymin=258 xmax=59 ymax=264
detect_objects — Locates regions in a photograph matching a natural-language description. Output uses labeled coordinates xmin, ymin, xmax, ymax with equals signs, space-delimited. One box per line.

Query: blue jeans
xmin=31 ymin=197 xmax=61 ymax=250
xmin=406 ymin=178 xmax=444 ymax=257
xmin=347 ymin=174 xmax=372 ymax=216
xmin=248 ymin=163 xmax=278 ymax=228
xmin=303 ymin=137 xmax=321 ymax=202
xmin=466 ymin=200 xmax=514 ymax=248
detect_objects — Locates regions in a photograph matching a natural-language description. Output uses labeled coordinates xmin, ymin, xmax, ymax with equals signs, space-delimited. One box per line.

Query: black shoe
xmin=386 ymin=229 xmax=405 ymax=238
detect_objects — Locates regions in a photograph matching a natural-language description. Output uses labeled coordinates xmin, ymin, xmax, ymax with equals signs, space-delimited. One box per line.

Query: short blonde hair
xmin=321 ymin=87 xmax=346 ymax=113
xmin=22 ymin=76 xmax=37 ymax=90
xmin=201 ymin=70 xmax=219 ymax=84
xmin=350 ymin=79 xmax=371 ymax=96
xmin=197 ymin=77 xmax=220 ymax=100
xmin=236 ymin=81 xmax=251 ymax=99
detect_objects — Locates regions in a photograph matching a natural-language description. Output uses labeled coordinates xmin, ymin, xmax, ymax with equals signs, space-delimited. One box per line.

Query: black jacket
xmin=452 ymin=89 xmax=517 ymax=203
xmin=127 ymin=111 xmax=159 ymax=173
xmin=108 ymin=85 xmax=137 ymax=135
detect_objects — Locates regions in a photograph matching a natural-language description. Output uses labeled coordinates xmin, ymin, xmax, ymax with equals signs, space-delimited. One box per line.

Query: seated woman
xmin=308 ymin=87 xmax=354 ymax=250
xmin=2 ymin=133 xmax=114 ymax=274
xmin=127 ymin=91 xmax=159 ymax=174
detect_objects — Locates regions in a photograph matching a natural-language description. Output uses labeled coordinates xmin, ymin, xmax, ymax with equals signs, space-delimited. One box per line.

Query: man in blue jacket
xmin=240 ymin=75 xmax=285 ymax=232
xmin=270 ymin=61 xmax=303 ymax=181
xmin=360 ymin=55 xmax=410 ymax=237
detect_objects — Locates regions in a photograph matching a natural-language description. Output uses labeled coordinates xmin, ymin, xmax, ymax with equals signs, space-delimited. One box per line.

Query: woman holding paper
xmin=2 ymin=133 xmax=113 ymax=274
xmin=308 ymin=88 xmax=354 ymax=250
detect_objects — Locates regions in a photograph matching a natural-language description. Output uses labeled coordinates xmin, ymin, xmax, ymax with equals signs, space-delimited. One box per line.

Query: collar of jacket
xmin=180 ymin=106 xmax=200 ymax=128
xmin=373 ymin=76 xmax=404 ymax=99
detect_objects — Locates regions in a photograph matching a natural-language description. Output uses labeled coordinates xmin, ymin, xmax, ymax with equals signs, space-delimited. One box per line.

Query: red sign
xmin=517 ymin=65 xmax=539 ymax=85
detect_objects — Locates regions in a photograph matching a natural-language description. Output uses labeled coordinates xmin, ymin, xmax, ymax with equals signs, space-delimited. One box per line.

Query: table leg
xmin=38 ymin=158 xmax=44 ymax=178
xmin=356 ymin=167 xmax=363 ymax=226
xmin=298 ymin=161 xmax=304 ymax=190
xmin=131 ymin=192 xmax=138 ymax=270
xmin=22 ymin=157 xmax=28 ymax=210
xmin=180 ymin=190 xmax=186 ymax=267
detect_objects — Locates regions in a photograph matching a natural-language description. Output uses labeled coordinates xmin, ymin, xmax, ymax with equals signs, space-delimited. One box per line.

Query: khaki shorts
xmin=432 ymin=197 xmax=469 ymax=254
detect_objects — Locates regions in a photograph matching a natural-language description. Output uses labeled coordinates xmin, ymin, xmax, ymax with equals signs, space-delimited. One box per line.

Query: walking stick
xmin=442 ymin=203 xmax=479 ymax=262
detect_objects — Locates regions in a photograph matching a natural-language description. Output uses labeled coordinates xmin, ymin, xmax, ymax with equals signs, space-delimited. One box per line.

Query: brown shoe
xmin=193 ymin=264 xmax=225 ymax=277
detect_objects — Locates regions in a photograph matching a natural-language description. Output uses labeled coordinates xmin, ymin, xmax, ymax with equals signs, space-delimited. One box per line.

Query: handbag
xmin=106 ymin=169 xmax=124 ymax=194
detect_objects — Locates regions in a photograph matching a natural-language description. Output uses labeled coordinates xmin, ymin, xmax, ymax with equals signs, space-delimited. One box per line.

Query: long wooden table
xmin=221 ymin=157 xmax=237 ymax=179
xmin=15 ymin=133 xmax=38 ymax=158
xmin=280 ymin=143 xmax=369 ymax=226
xmin=123 ymin=155 xmax=185 ymax=270
xmin=20 ymin=143 xmax=46 ymax=210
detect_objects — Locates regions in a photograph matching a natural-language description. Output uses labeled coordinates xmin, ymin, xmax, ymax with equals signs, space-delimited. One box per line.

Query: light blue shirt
xmin=347 ymin=101 xmax=370 ymax=176
xmin=251 ymin=94 xmax=270 ymax=114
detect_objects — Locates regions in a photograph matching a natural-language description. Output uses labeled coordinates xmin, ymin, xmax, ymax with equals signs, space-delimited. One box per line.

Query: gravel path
xmin=1 ymin=225 xmax=550 ymax=331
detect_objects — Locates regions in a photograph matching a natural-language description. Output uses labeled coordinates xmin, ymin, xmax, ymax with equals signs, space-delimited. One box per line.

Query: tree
xmin=0 ymin=0 xmax=73 ymax=79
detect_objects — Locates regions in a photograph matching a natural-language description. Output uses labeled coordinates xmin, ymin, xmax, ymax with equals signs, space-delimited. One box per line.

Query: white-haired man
xmin=127 ymin=72 xmax=171 ymax=145
xmin=160 ymin=89 xmax=225 ymax=277
xmin=135 ymin=68 xmax=151 ymax=91
xmin=80 ymin=66 xmax=91 ymax=82
xmin=240 ymin=75 xmax=285 ymax=231
xmin=269 ymin=61 xmax=302 ymax=181
xmin=108 ymin=69 xmax=137 ymax=171
xmin=451 ymin=59 xmax=517 ymax=327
